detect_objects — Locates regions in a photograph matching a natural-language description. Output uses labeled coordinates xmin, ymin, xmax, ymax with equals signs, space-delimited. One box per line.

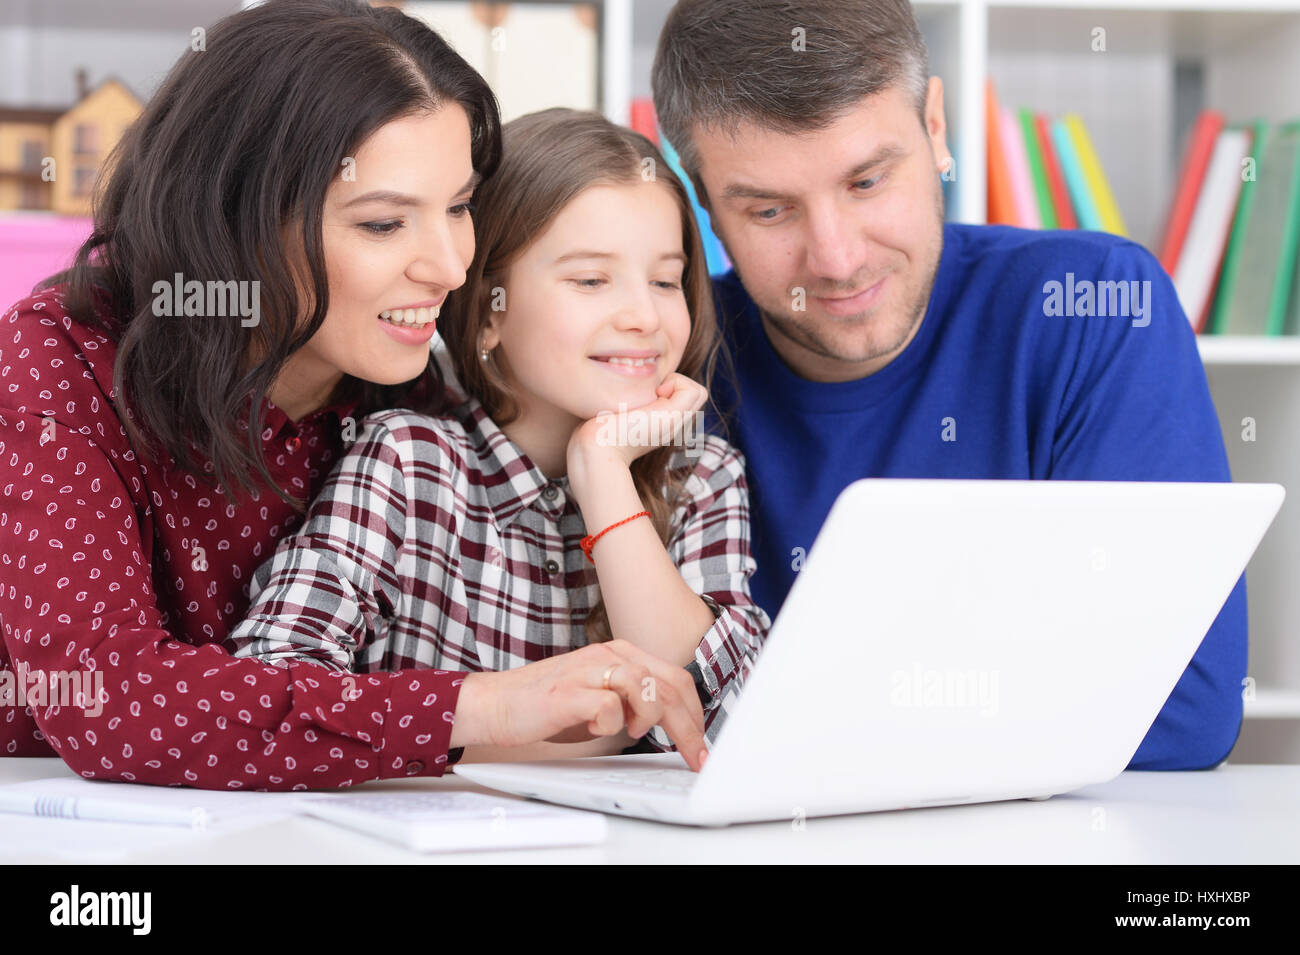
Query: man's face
xmin=694 ymin=78 xmax=951 ymax=382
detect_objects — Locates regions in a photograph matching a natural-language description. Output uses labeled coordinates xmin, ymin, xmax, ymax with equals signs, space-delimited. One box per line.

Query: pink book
xmin=1001 ymin=107 xmax=1041 ymax=228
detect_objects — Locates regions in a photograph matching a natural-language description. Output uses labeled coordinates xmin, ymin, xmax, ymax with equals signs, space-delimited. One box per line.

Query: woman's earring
xmin=480 ymin=347 xmax=491 ymax=362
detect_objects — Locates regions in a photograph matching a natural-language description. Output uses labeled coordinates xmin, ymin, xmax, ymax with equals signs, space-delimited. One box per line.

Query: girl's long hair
xmin=40 ymin=0 xmax=501 ymax=507
xmin=439 ymin=107 xmax=723 ymax=643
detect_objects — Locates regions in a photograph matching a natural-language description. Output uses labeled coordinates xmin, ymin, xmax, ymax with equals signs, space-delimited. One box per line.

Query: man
xmin=652 ymin=0 xmax=1244 ymax=769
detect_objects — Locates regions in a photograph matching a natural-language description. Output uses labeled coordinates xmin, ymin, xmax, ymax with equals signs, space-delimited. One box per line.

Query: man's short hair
xmin=652 ymin=0 xmax=929 ymax=203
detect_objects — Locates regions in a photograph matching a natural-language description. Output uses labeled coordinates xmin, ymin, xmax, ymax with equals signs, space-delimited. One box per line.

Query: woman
xmin=0 ymin=0 xmax=707 ymax=790
xmin=229 ymin=109 xmax=769 ymax=762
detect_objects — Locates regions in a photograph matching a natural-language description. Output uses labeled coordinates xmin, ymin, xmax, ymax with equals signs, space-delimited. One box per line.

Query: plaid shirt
xmin=228 ymin=396 xmax=770 ymax=751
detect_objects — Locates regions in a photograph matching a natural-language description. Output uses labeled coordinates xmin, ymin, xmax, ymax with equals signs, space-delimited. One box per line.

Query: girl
xmin=230 ymin=108 xmax=770 ymax=761
xmin=2 ymin=0 xmax=708 ymax=790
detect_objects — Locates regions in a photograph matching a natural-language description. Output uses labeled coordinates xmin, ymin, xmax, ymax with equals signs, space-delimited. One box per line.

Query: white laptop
xmin=454 ymin=479 xmax=1284 ymax=827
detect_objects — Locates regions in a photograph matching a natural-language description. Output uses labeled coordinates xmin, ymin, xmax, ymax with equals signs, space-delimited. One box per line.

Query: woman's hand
xmin=454 ymin=729 xmax=636 ymax=765
xmin=566 ymin=372 xmax=708 ymax=488
xmin=450 ymin=640 xmax=709 ymax=771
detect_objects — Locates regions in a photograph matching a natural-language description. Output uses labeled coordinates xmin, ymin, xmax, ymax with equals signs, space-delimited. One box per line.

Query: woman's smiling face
xmin=272 ymin=104 xmax=480 ymax=418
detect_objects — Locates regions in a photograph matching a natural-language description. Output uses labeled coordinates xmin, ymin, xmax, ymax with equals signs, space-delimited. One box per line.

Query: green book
xmin=1218 ymin=121 xmax=1300 ymax=335
xmin=1019 ymin=108 xmax=1057 ymax=229
xmin=1268 ymin=122 xmax=1300 ymax=336
xmin=1209 ymin=120 xmax=1268 ymax=334
xmin=1288 ymin=227 xmax=1300 ymax=335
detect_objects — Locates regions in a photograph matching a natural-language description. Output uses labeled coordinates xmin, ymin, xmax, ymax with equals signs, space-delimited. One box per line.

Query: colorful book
xmin=1172 ymin=127 xmax=1253 ymax=332
xmin=1208 ymin=120 xmax=1269 ymax=333
xmin=985 ymin=80 xmax=1017 ymax=225
xmin=1019 ymin=108 xmax=1056 ymax=228
xmin=1001 ymin=107 xmax=1040 ymax=227
xmin=1214 ymin=121 xmax=1300 ymax=336
xmin=1034 ymin=113 xmax=1077 ymax=229
xmin=1287 ymin=238 xmax=1300 ymax=335
xmin=1157 ymin=110 xmax=1226 ymax=275
xmin=1051 ymin=118 xmax=1102 ymax=231
xmin=1062 ymin=114 xmax=1127 ymax=236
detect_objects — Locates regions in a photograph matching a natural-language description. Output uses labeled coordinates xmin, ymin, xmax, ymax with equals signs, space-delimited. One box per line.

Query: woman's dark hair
xmin=439 ymin=107 xmax=722 ymax=644
xmin=40 ymin=0 xmax=501 ymax=506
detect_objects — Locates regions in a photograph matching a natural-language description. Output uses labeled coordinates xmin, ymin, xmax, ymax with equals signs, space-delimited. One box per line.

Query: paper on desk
xmin=0 ymin=776 xmax=306 ymax=861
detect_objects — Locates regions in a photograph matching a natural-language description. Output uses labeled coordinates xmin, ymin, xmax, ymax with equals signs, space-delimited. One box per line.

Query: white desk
xmin=2 ymin=757 xmax=1297 ymax=863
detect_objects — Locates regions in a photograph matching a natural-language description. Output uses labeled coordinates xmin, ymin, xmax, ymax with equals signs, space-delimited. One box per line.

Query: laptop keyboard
xmin=574 ymin=768 xmax=699 ymax=792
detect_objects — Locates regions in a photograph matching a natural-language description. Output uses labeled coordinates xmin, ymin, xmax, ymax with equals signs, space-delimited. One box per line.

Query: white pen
xmin=0 ymin=791 xmax=209 ymax=829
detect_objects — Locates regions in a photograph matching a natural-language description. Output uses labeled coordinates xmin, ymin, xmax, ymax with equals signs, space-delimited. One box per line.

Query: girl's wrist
xmin=566 ymin=439 xmax=633 ymax=509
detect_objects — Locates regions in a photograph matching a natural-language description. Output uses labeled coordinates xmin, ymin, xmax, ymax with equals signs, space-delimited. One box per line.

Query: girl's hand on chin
xmin=566 ymin=372 xmax=708 ymax=473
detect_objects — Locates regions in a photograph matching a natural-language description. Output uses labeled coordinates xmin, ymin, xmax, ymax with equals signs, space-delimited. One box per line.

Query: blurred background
xmin=1 ymin=0 xmax=1298 ymax=762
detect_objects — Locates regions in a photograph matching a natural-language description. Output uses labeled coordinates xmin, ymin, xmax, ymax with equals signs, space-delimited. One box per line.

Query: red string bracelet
xmin=581 ymin=510 xmax=650 ymax=564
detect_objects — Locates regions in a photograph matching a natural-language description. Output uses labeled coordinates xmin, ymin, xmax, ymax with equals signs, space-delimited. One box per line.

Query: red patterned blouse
xmin=0 ymin=287 xmax=465 ymax=789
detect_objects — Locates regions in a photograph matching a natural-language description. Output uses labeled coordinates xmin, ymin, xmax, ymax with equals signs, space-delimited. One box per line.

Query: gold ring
xmin=602 ymin=664 xmax=621 ymax=691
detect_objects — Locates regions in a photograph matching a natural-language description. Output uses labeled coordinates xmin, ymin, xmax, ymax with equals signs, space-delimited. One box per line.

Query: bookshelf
xmin=607 ymin=0 xmax=1300 ymax=760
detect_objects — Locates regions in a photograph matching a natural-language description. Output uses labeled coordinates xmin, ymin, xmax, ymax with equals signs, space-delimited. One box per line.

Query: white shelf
xmin=988 ymin=5 xmax=1300 ymax=60
xmin=1197 ymin=337 xmax=1300 ymax=366
xmin=1244 ymin=689 xmax=1300 ymax=719
xmin=601 ymin=0 xmax=633 ymax=126
xmin=987 ymin=0 xmax=1300 ymax=10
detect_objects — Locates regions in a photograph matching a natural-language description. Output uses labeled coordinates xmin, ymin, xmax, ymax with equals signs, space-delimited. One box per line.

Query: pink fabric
xmin=0 ymin=216 xmax=92 ymax=311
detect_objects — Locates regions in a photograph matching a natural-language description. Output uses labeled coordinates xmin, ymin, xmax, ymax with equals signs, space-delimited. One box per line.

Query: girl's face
xmin=484 ymin=180 xmax=692 ymax=432
xmin=275 ymin=105 xmax=479 ymax=415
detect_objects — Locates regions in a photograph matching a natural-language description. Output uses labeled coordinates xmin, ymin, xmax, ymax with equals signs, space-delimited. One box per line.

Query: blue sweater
xmin=710 ymin=222 xmax=1245 ymax=771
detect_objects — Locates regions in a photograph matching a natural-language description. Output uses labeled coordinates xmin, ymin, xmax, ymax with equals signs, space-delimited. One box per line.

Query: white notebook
xmin=0 ymin=776 xmax=607 ymax=857
xmin=297 ymin=790 xmax=608 ymax=853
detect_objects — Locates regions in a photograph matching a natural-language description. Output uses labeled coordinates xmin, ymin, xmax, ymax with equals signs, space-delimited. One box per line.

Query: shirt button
xmin=404 ymin=760 xmax=424 ymax=776
xmin=542 ymin=484 xmax=559 ymax=501
xmin=545 ymin=559 xmax=560 ymax=574
xmin=284 ymin=435 xmax=301 ymax=453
